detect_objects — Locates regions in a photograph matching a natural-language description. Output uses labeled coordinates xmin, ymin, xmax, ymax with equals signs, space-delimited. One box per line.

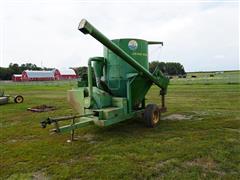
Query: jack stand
xmin=159 ymin=89 xmax=167 ymax=113
xmin=70 ymin=118 xmax=76 ymax=142
xmin=67 ymin=118 xmax=76 ymax=143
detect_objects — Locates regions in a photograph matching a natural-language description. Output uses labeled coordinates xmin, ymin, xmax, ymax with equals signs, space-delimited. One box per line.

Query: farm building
xmin=57 ymin=69 xmax=78 ymax=80
xmin=53 ymin=69 xmax=61 ymax=80
xmin=22 ymin=70 xmax=55 ymax=81
xmin=19 ymin=69 xmax=78 ymax=81
xmin=12 ymin=74 xmax=22 ymax=81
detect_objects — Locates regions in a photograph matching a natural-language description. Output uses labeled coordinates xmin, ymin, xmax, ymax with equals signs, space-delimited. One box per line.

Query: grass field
xmin=1 ymin=71 xmax=240 ymax=179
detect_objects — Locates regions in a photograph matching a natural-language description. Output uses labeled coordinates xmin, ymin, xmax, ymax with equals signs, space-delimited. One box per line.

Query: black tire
xmin=14 ymin=95 xmax=24 ymax=103
xmin=144 ymin=104 xmax=160 ymax=128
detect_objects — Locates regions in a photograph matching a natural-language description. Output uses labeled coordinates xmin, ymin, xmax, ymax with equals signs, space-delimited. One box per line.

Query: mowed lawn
xmin=0 ymin=72 xmax=240 ymax=179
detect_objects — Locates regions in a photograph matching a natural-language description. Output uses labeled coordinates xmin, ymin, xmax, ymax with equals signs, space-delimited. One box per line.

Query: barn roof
xmin=58 ymin=69 xmax=76 ymax=75
xmin=24 ymin=70 xmax=54 ymax=78
xmin=13 ymin=74 xmax=22 ymax=77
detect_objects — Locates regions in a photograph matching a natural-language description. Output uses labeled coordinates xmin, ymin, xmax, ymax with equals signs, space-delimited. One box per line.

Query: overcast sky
xmin=0 ymin=0 xmax=239 ymax=72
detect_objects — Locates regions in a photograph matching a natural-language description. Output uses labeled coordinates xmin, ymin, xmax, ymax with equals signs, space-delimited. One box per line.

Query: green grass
xmin=170 ymin=70 xmax=240 ymax=85
xmin=0 ymin=71 xmax=240 ymax=179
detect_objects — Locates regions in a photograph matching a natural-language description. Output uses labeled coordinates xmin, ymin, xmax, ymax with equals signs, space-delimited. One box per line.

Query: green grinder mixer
xmin=41 ymin=19 xmax=169 ymax=138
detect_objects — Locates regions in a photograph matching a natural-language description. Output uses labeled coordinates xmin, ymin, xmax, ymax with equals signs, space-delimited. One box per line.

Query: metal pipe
xmin=88 ymin=58 xmax=93 ymax=102
xmin=88 ymin=57 xmax=104 ymax=104
xmin=78 ymin=19 xmax=169 ymax=91
xmin=92 ymin=57 xmax=105 ymax=88
xmin=148 ymin=41 xmax=163 ymax=46
xmin=41 ymin=113 xmax=94 ymax=128
xmin=49 ymin=114 xmax=93 ymax=121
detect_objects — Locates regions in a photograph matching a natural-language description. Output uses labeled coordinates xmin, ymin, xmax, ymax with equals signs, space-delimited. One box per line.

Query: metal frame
xmin=41 ymin=19 xmax=169 ymax=140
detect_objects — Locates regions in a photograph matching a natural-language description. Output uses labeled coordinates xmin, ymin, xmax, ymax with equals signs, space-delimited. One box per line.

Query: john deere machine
xmin=41 ymin=19 xmax=169 ymax=139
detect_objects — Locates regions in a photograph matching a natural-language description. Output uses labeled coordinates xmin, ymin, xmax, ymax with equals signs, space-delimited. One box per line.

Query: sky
xmin=0 ymin=0 xmax=239 ymax=72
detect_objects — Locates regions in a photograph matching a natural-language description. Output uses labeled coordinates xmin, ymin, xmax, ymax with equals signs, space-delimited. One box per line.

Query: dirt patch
xmin=156 ymin=158 xmax=178 ymax=168
xmin=27 ymin=104 xmax=56 ymax=112
xmin=7 ymin=172 xmax=49 ymax=180
xmin=165 ymin=137 xmax=183 ymax=143
xmin=224 ymin=128 xmax=240 ymax=133
xmin=185 ymin=158 xmax=225 ymax=176
xmin=83 ymin=134 xmax=98 ymax=144
xmin=74 ymin=133 xmax=98 ymax=144
xmin=186 ymin=158 xmax=216 ymax=170
xmin=32 ymin=171 xmax=49 ymax=180
xmin=8 ymin=139 xmax=18 ymax=143
xmin=191 ymin=111 xmax=209 ymax=116
xmin=162 ymin=114 xmax=193 ymax=121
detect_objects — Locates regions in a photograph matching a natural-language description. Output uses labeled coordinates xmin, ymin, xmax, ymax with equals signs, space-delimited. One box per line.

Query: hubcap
xmin=152 ymin=110 xmax=159 ymax=124
xmin=16 ymin=97 xmax=22 ymax=103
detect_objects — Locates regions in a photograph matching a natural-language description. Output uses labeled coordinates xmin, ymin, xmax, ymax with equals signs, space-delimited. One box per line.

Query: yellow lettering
xmin=132 ymin=52 xmax=147 ymax=57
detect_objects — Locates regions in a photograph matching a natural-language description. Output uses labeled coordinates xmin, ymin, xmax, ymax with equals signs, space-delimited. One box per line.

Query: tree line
xmin=0 ymin=61 xmax=185 ymax=80
xmin=0 ymin=63 xmax=52 ymax=80
xmin=149 ymin=61 xmax=186 ymax=75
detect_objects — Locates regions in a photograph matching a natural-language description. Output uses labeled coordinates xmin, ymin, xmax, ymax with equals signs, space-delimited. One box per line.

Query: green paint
xmin=42 ymin=19 xmax=170 ymax=134
xmin=104 ymin=39 xmax=149 ymax=97
xmin=79 ymin=19 xmax=169 ymax=92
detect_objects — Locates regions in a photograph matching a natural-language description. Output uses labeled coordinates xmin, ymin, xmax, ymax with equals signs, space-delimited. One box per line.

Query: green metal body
xmin=41 ymin=19 xmax=169 ymax=134
xmin=104 ymin=38 xmax=149 ymax=97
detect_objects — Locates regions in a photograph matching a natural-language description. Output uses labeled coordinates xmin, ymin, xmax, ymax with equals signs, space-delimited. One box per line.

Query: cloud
xmin=214 ymin=55 xmax=225 ymax=59
xmin=0 ymin=0 xmax=238 ymax=71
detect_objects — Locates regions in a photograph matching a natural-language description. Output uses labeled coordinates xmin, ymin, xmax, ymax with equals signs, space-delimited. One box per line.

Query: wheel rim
xmin=16 ymin=97 xmax=23 ymax=103
xmin=152 ymin=110 xmax=159 ymax=124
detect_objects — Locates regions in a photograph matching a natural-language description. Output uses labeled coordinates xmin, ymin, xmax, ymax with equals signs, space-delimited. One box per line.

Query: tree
xmin=0 ymin=67 xmax=12 ymax=80
xmin=149 ymin=61 xmax=186 ymax=75
xmin=75 ymin=66 xmax=88 ymax=77
xmin=19 ymin=63 xmax=41 ymax=71
xmin=0 ymin=62 xmax=43 ymax=80
xmin=9 ymin=63 xmax=21 ymax=74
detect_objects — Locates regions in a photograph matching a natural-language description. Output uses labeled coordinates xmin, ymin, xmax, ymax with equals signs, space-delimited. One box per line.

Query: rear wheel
xmin=14 ymin=95 xmax=24 ymax=103
xmin=144 ymin=104 xmax=160 ymax=128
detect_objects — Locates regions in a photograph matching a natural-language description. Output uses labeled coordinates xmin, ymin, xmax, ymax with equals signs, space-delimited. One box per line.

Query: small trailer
xmin=0 ymin=90 xmax=24 ymax=105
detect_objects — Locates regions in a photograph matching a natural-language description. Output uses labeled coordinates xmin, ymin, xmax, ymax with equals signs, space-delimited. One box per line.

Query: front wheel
xmin=144 ymin=104 xmax=160 ymax=128
xmin=14 ymin=95 xmax=24 ymax=103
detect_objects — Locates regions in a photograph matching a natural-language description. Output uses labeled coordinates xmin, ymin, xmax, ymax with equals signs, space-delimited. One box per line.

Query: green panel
xmin=67 ymin=87 xmax=112 ymax=113
xmin=67 ymin=88 xmax=85 ymax=114
xmin=104 ymin=39 xmax=148 ymax=97
xmin=101 ymin=107 xmax=123 ymax=120
xmin=94 ymin=109 xmax=145 ymax=127
xmin=92 ymin=87 xmax=112 ymax=108
xmin=129 ymin=75 xmax=152 ymax=109
xmin=93 ymin=57 xmax=105 ymax=79
xmin=112 ymin=97 xmax=128 ymax=114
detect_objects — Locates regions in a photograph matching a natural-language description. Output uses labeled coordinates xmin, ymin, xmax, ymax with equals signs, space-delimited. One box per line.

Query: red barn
xmin=22 ymin=70 xmax=55 ymax=81
xmin=12 ymin=74 xmax=22 ymax=81
xmin=53 ymin=69 xmax=61 ymax=80
xmin=58 ymin=69 xmax=78 ymax=80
